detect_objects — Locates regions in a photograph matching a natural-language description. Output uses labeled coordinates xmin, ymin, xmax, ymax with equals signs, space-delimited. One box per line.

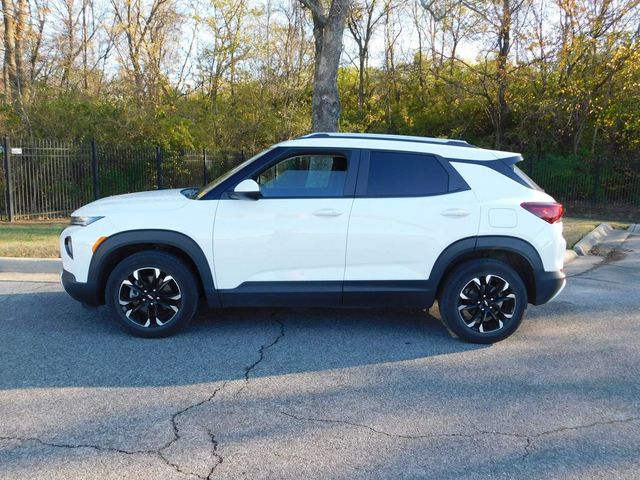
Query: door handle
xmin=440 ymin=208 xmax=470 ymax=218
xmin=313 ymin=208 xmax=343 ymax=217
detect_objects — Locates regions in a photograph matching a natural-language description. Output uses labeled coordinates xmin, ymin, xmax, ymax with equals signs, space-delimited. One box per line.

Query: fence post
xmin=203 ymin=148 xmax=208 ymax=185
xmin=591 ymin=156 xmax=601 ymax=205
xmin=156 ymin=145 xmax=163 ymax=190
xmin=3 ymin=137 xmax=14 ymax=222
xmin=91 ymin=139 xmax=100 ymax=200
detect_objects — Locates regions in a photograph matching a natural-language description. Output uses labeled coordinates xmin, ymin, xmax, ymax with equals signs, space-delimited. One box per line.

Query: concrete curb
xmin=0 ymin=257 xmax=61 ymax=274
xmin=0 ymin=272 xmax=60 ymax=283
xmin=573 ymin=223 xmax=613 ymax=256
xmin=564 ymin=249 xmax=578 ymax=265
xmin=573 ymin=223 xmax=635 ymax=256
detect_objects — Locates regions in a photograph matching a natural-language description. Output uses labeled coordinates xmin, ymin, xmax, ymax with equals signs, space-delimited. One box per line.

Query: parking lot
xmin=1 ymin=232 xmax=639 ymax=479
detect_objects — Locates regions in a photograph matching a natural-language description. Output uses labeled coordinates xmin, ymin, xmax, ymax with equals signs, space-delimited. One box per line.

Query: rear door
xmin=343 ymin=149 xmax=480 ymax=305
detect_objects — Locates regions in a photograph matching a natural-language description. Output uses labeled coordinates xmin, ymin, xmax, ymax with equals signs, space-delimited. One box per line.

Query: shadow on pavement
xmin=0 ymin=289 xmax=486 ymax=390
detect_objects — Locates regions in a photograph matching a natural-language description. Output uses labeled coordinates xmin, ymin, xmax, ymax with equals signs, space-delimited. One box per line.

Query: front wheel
xmin=438 ymin=259 xmax=527 ymax=344
xmin=105 ymin=251 xmax=199 ymax=337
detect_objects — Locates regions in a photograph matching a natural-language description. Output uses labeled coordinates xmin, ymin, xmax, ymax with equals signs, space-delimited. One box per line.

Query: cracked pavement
xmin=1 ymin=233 xmax=640 ymax=479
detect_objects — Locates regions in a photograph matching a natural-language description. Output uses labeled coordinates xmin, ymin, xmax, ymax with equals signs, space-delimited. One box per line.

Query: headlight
xmin=70 ymin=215 xmax=104 ymax=226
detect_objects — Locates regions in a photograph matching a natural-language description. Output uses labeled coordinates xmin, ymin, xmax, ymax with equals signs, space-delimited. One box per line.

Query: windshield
xmin=195 ymin=147 xmax=274 ymax=199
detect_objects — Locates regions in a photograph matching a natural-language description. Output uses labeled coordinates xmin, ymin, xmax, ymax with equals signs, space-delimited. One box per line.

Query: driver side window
xmin=257 ymin=155 xmax=348 ymax=198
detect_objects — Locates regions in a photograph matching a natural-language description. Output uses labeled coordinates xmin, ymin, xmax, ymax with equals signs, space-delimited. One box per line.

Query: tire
xmin=438 ymin=259 xmax=527 ymax=344
xmin=105 ymin=251 xmax=199 ymax=338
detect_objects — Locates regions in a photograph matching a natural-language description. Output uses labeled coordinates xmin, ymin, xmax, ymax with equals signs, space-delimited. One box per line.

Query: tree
xmin=109 ymin=0 xmax=180 ymax=101
xmin=419 ymin=0 xmax=531 ymax=148
xmin=299 ymin=0 xmax=351 ymax=131
xmin=347 ymin=0 xmax=387 ymax=115
xmin=52 ymin=0 xmax=100 ymax=90
xmin=1 ymin=0 xmax=29 ymax=120
xmin=198 ymin=0 xmax=252 ymax=105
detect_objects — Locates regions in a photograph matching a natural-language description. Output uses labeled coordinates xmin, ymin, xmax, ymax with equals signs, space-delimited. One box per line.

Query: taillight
xmin=520 ymin=202 xmax=564 ymax=224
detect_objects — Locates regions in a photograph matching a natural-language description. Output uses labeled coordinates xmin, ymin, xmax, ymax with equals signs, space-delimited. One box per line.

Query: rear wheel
xmin=438 ymin=259 xmax=527 ymax=344
xmin=106 ymin=251 xmax=199 ymax=337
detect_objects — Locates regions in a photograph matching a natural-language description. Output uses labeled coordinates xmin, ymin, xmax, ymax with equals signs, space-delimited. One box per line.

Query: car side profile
xmin=60 ymin=133 xmax=566 ymax=343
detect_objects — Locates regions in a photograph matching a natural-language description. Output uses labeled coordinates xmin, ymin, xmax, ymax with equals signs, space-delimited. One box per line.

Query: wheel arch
xmin=89 ymin=230 xmax=220 ymax=307
xmin=431 ymin=236 xmax=544 ymax=304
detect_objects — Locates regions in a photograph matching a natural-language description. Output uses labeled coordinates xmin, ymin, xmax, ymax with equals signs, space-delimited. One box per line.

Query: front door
xmin=213 ymin=150 xmax=358 ymax=306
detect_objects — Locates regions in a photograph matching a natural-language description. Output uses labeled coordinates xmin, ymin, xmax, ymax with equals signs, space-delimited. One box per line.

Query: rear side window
xmin=365 ymin=151 xmax=449 ymax=197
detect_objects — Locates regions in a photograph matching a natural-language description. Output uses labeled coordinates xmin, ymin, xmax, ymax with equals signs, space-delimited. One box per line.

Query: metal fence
xmin=521 ymin=159 xmax=640 ymax=206
xmin=0 ymin=137 xmax=245 ymax=221
xmin=1 ymin=136 xmax=639 ymax=221
xmin=519 ymin=156 xmax=640 ymax=217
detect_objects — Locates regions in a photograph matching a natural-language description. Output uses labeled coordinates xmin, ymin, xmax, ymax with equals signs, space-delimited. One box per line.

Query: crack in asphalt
xmin=0 ymin=434 xmax=200 ymax=478
xmin=0 ymin=317 xmax=288 ymax=479
xmin=600 ymin=263 xmax=640 ymax=272
xmin=567 ymin=257 xmax=609 ymax=278
xmin=204 ymin=428 xmax=223 ymax=479
xmin=235 ymin=317 xmax=286 ymax=397
xmin=483 ymin=416 xmax=640 ymax=459
xmin=280 ymin=411 xmax=640 ymax=461
xmin=155 ymin=381 xmax=229 ymax=479
xmin=0 ymin=381 xmax=230 ymax=479
xmin=280 ymin=411 xmax=476 ymax=440
xmin=568 ymin=276 xmax=632 ymax=286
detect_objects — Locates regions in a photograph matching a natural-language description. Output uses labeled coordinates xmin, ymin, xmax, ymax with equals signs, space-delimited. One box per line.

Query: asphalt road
xmin=1 ymin=233 xmax=639 ymax=479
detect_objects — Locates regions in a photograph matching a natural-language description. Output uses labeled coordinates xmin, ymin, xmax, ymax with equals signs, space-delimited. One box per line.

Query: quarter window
xmin=257 ymin=155 xmax=348 ymax=198
xmin=366 ymin=151 xmax=449 ymax=197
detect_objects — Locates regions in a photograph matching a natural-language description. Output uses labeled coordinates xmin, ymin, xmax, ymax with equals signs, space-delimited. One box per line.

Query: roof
xmin=278 ymin=132 xmax=518 ymax=161
xmin=301 ymin=132 xmax=474 ymax=148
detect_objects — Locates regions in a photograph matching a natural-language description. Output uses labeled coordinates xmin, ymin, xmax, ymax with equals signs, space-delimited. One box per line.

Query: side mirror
xmin=232 ymin=179 xmax=261 ymax=200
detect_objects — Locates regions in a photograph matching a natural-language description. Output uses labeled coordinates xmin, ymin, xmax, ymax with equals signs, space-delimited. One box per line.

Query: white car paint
xmin=60 ymin=189 xmax=218 ymax=283
xmin=61 ymin=134 xmax=565 ymax=299
xmin=451 ymin=162 xmax=566 ymax=271
xmin=213 ymin=197 xmax=354 ymax=289
xmin=344 ymin=190 xmax=481 ymax=281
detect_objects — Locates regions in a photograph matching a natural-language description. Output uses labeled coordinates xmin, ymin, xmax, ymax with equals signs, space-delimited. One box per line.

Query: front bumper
xmin=531 ymin=270 xmax=566 ymax=305
xmin=61 ymin=269 xmax=101 ymax=306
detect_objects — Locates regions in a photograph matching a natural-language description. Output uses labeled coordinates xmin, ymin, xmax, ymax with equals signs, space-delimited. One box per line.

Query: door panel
xmin=344 ymin=191 xmax=480 ymax=282
xmin=213 ymin=198 xmax=353 ymax=291
xmin=213 ymin=150 xmax=358 ymax=302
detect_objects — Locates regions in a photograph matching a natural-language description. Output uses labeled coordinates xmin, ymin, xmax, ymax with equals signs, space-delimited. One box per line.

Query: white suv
xmin=60 ymin=133 xmax=566 ymax=343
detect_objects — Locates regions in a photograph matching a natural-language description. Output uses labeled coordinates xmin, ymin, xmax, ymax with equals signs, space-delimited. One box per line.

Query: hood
xmin=73 ymin=189 xmax=191 ymax=216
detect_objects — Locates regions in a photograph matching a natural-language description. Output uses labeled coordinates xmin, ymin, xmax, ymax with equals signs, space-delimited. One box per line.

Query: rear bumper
xmin=531 ymin=270 xmax=566 ymax=305
xmin=61 ymin=269 xmax=101 ymax=307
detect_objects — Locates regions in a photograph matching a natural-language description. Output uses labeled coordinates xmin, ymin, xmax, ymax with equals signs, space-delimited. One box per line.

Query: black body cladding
xmin=62 ymin=233 xmax=564 ymax=309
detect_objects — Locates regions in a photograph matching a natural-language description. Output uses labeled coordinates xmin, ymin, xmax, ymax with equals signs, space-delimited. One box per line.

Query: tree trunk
xmin=358 ymin=47 xmax=365 ymax=114
xmin=2 ymin=0 xmax=28 ymax=116
xmin=495 ymin=0 xmax=511 ymax=149
xmin=2 ymin=0 xmax=18 ymax=104
xmin=302 ymin=0 xmax=350 ymax=132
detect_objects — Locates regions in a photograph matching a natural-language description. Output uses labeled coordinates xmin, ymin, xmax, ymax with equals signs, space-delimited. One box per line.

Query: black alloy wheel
xmin=118 ymin=267 xmax=182 ymax=328
xmin=106 ymin=251 xmax=199 ymax=337
xmin=438 ymin=259 xmax=527 ymax=344
xmin=456 ymin=274 xmax=516 ymax=334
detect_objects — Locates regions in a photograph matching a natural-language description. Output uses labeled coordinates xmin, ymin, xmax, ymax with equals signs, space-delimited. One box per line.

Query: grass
xmin=0 ymin=221 xmax=67 ymax=258
xmin=563 ymin=217 xmax=629 ymax=248
xmin=0 ymin=216 xmax=632 ymax=258
xmin=563 ymin=202 xmax=639 ymax=224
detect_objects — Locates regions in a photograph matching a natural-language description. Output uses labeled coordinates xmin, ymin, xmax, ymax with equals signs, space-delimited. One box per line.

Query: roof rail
xmin=300 ymin=132 xmax=475 ymax=148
